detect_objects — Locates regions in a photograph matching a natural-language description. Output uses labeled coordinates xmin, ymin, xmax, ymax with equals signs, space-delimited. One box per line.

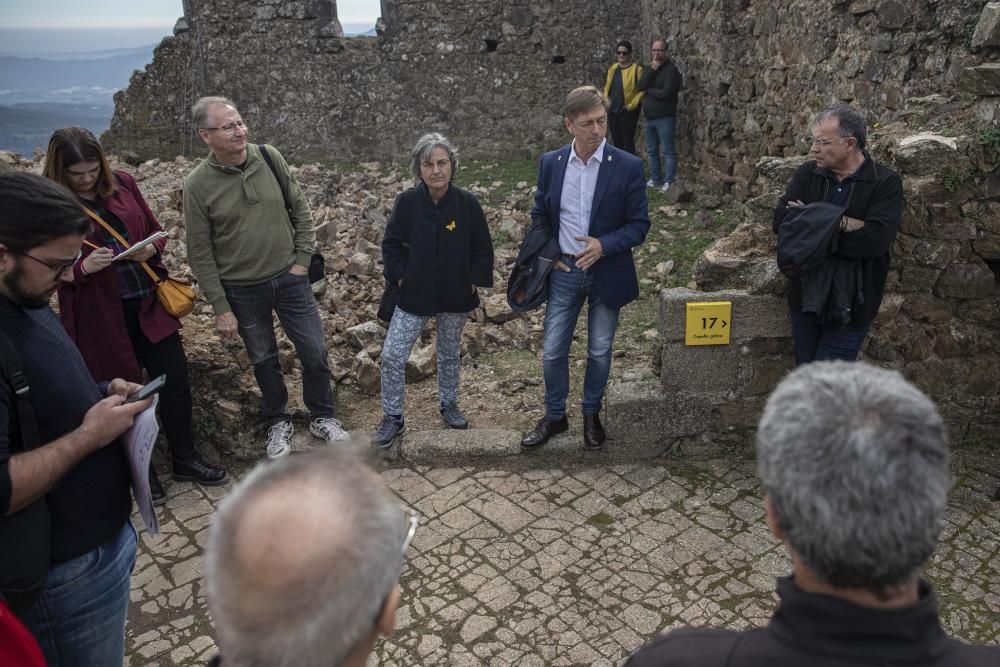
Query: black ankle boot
xmin=172 ymin=451 xmax=228 ymax=486
xmin=148 ymin=468 xmax=167 ymax=506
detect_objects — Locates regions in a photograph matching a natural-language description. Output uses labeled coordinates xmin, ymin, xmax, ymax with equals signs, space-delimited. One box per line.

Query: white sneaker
xmin=660 ymin=182 xmax=672 ymax=193
xmin=310 ymin=417 xmax=349 ymax=443
xmin=266 ymin=421 xmax=294 ymax=460
xmin=646 ymin=179 xmax=658 ymax=188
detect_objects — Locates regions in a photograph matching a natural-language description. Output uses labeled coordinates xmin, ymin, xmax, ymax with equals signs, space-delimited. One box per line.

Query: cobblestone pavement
xmin=125 ymin=451 xmax=1000 ymax=666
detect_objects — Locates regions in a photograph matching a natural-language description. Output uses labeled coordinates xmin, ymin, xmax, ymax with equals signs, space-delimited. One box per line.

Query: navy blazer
xmin=528 ymin=142 xmax=650 ymax=310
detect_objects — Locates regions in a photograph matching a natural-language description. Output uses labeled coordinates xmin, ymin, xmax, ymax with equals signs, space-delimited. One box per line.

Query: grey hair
xmin=814 ymin=104 xmax=867 ymax=151
xmin=410 ymin=132 xmax=458 ymax=182
xmin=191 ymin=96 xmax=237 ymax=130
xmin=756 ymin=361 xmax=951 ymax=595
xmin=205 ymin=447 xmax=405 ymax=667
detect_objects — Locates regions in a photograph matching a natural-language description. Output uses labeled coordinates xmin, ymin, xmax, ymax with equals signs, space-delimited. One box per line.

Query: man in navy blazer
xmin=520 ymin=86 xmax=650 ymax=450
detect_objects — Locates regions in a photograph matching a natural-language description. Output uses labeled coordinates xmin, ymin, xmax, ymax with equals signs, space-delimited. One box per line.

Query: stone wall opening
xmin=338 ymin=0 xmax=383 ymax=36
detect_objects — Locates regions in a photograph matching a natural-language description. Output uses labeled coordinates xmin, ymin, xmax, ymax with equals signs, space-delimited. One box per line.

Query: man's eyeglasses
xmin=616 ymin=50 xmax=630 ymax=55
xmin=201 ymin=120 xmax=247 ymax=135
xmin=13 ymin=250 xmax=81 ymax=277
xmin=401 ymin=512 xmax=419 ymax=556
xmin=651 ymin=48 xmax=666 ymax=52
xmin=805 ymin=136 xmax=841 ymax=146
xmin=373 ymin=511 xmax=419 ymax=624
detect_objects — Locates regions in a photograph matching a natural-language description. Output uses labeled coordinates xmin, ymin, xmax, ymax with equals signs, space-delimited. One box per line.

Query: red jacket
xmin=58 ymin=170 xmax=180 ymax=383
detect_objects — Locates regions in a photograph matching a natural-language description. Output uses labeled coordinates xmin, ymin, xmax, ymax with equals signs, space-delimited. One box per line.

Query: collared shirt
xmin=559 ymin=139 xmax=606 ymax=255
xmin=824 ymin=156 xmax=869 ymax=209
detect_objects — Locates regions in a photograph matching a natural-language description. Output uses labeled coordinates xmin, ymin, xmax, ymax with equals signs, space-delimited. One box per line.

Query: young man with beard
xmin=0 ymin=171 xmax=151 ymax=666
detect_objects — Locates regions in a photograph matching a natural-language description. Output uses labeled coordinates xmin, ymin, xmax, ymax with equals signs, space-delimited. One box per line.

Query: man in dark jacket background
xmin=773 ymin=104 xmax=902 ymax=365
xmin=625 ymin=361 xmax=1000 ymax=666
xmin=636 ymin=38 xmax=682 ymax=192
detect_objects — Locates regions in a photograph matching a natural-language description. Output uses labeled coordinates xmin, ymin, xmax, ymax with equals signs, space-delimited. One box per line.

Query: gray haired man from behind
xmin=204 ymin=448 xmax=417 ymax=667
xmin=626 ymin=361 xmax=1000 ymax=666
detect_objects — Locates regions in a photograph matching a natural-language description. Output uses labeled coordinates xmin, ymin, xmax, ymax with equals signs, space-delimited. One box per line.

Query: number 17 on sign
xmin=684 ymin=301 xmax=731 ymax=346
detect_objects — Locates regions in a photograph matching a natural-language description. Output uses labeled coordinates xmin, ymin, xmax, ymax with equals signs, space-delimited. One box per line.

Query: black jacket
xmin=0 ymin=298 xmax=131 ymax=604
xmin=625 ymin=576 xmax=1000 ymax=666
xmin=637 ymin=61 xmax=682 ymax=118
xmin=382 ymin=183 xmax=494 ymax=316
xmin=778 ymin=202 xmax=863 ymax=325
xmin=506 ymin=217 xmax=561 ymax=312
xmin=772 ymin=154 xmax=902 ymax=327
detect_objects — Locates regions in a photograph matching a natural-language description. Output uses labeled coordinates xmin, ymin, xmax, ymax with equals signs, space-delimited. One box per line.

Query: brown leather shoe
xmin=520 ymin=415 xmax=568 ymax=449
xmin=583 ymin=413 xmax=606 ymax=449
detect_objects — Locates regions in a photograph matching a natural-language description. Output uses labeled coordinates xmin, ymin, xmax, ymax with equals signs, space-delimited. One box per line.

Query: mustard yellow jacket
xmin=604 ymin=62 xmax=645 ymax=111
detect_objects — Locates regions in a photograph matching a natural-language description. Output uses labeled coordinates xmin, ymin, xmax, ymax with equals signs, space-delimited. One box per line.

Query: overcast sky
xmin=0 ymin=0 xmax=380 ymax=28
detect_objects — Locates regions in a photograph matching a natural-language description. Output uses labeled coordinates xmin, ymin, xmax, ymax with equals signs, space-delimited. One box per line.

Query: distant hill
xmin=0 ymin=102 xmax=114 ymax=156
xmin=0 ymin=48 xmax=156 ymax=106
xmin=0 ymin=46 xmax=156 ymax=153
xmin=341 ymin=23 xmax=377 ymax=37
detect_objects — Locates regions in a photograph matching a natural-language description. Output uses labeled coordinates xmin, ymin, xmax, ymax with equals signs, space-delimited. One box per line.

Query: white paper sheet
xmin=112 ymin=231 xmax=169 ymax=261
xmin=124 ymin=395 xmax=161 ymax=535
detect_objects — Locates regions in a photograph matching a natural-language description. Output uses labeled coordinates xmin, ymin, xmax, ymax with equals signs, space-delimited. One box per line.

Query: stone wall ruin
xmin=103 ymin=0 xmax=641 ymax=161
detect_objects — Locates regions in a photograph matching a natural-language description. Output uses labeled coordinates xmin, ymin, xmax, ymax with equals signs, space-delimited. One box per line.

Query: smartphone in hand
xmin=125 ymin=375 xmax=166 ymax=404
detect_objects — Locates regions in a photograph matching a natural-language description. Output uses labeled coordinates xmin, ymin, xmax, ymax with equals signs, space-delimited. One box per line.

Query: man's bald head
xmin=206 ymin=448 xmax=406 ymax=666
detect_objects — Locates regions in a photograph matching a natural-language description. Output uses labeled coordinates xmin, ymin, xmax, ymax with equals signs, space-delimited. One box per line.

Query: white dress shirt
xmin=558 ymin=139 xmax=606 ymax=256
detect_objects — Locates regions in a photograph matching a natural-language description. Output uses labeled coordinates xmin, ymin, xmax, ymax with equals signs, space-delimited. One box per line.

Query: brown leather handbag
xmin=82 ymin=208 xmax=196 ymax=318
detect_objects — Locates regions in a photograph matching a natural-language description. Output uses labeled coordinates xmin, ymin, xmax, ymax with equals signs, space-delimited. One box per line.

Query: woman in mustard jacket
xmin=603 ymin=40 xmax=645 ymax=155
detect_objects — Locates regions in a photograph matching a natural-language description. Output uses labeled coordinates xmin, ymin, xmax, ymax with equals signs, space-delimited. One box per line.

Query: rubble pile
xmin=0 ymin=152 xmax=545 ymax=458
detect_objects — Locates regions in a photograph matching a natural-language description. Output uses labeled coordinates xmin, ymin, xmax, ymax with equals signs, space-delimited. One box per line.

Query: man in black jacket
xmin=0 ymin=172 xmax=151 ymax=665
xmin=773 ymin=104 xmax=902 ymax=365
xmin=625 ymin=361 xmax=1000 ymax=666
xmin=636 ymin=38 xmax=682 ymax=192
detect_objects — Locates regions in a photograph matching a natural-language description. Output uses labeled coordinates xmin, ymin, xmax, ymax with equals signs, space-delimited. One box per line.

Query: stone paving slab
xmin=125 ymin=448 xmax=1000 ymax=666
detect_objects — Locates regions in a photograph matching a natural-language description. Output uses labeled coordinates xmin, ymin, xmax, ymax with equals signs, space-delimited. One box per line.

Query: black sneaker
xmin=149 ymin=468 xmax=167 ymax=506
xmin=440 ymin=401 xmax=469 ymax=429
xmin=372 ymin=414 xmax=405 ymax=449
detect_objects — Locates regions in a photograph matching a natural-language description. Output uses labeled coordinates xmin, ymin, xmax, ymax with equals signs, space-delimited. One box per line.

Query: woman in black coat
xmin=373 ymin=133 xmax=494 ymax=448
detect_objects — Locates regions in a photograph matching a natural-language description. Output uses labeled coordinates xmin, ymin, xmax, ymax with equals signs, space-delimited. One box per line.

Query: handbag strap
xmin=81 ymin=206 xmax=162 ymax=286
xmin=0 ymin=328 xmax=41 ymax=450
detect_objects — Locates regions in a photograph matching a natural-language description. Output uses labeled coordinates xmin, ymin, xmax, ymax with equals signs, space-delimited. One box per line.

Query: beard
xmin=3 ymin=261 xmax=56 ymax=310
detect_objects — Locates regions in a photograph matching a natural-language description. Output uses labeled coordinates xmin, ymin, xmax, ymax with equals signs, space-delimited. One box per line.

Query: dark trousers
xmin=122 ymin=298 xmax=194 ymax=458
xmin=609 ymin=108 xmax=640 ymax=155
xmin=790 ymin=310 xmax=871 ymax=366
xmin=224 ymin=271 xmax=334 ymax=425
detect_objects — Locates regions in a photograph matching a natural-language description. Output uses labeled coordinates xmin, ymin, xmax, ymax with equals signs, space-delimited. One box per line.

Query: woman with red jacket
xmin=43 ymin=127 xmax=226 ymax=504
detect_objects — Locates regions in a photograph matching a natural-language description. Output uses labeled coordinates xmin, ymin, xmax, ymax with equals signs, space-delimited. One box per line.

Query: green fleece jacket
xmin=183 ymin=143 xmax=315 ymax=315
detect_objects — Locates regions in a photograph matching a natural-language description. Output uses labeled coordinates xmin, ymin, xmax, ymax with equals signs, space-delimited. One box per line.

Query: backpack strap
xmin=0 ymin=329 xmax=40 ymax=451
xmin=258 ymin=144 xmax=294 ymax=220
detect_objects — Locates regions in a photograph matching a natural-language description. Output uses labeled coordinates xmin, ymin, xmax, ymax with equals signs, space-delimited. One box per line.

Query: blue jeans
xmin=224 ymin=271 xmax=334 ymax=425
xmin=542 ymin=258 xmax=621 ymax=417
xmin=790 ymin=311 xmax=871 ymax=366
xmin=20 ymin=521 xmax=136 ymax=667
xmin=644 ymin=115 xmax=677 ymax=185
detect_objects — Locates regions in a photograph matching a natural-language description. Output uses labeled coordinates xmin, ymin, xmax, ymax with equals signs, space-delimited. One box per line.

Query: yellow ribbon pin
xmin=446 ymin=220 xmax=456 ymax=231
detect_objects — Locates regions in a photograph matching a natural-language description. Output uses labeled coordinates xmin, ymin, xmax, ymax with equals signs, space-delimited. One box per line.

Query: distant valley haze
xmin=0 ymin=0 xmax=380 ymax=155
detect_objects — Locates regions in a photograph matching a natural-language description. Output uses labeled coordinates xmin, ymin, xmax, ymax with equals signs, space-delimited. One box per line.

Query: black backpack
xmin=0 ymin=328 xmax=51 ymax=614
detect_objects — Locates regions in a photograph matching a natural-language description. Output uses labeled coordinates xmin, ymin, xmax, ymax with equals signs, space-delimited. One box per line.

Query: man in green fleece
xmin=183 ymin=96 xmax=346 ymax=459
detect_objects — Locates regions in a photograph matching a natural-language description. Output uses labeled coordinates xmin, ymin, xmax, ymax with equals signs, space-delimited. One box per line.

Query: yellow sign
xmin=685 ymin=301 xmax=731 ymax=346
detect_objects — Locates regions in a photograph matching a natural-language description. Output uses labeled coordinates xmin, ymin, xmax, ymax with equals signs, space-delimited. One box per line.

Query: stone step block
xmin=659 ymin=288 xmax=789 ymax=343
